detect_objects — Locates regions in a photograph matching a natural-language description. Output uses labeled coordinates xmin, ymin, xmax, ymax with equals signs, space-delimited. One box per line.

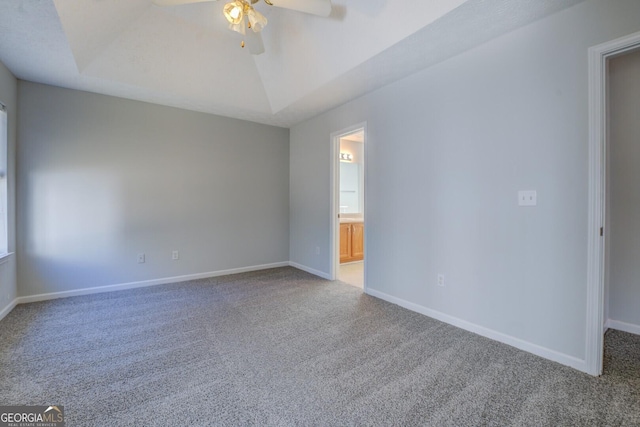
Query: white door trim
xmin=329 ymin=122 xmax=367 ymax=286
xmin=586 ymin=31 xmax=640 ymax=376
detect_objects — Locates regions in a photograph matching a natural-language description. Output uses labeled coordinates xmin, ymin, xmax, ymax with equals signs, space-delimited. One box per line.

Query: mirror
xmin=339 ymin=129 xmax=364 ymax=215
xmin=340 ymin=162 xmax=362 ymax=213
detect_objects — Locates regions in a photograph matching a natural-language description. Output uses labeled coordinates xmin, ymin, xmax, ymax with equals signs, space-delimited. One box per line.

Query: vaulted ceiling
xmin=0 ymin=0 xmax=585 ymax=127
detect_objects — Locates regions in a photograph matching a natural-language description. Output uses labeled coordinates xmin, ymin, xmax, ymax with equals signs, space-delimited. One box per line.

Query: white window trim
xmin=0 ymin=103 xmax=6 ymax=259
xmin=0 ymin=252 xmax=13 ymax=265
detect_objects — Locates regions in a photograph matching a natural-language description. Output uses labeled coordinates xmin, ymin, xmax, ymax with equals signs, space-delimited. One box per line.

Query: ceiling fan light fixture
xmin=247 ymin=8 xmax=267 ymax=32
xmin=153 ymin=0 xmax=332 ymax=54
xmin=223 ymin=1 xmax=245 ymax=25
xmin=229 ymin=20 xmax=246 ymax=34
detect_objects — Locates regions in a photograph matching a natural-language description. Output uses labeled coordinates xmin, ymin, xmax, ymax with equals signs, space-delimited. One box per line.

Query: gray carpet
xmin=1 ymin=267 xmax=639 ymax=426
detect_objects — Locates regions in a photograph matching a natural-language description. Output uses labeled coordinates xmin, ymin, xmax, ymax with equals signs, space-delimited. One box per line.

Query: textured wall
xmin=608 ymin=49 xmax=640 ymax=329
xmin=289 ymin=0 xmax=640 ymax=366
xmin=17 ymin=82 xmax=289 ymax=296
xmin=0 ymin=60 xmax=17 ymax=318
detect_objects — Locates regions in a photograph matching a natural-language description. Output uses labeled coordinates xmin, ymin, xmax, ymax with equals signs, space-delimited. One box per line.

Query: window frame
xmin=0 ymin=102 xmax=8 ymax=258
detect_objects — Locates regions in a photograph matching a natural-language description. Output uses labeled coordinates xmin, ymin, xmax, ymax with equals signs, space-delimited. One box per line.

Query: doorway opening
xmin=603 ymin=47 xmax=640 ymax=382
xmin=587 ymin=31 xmax=640 ymax=376
xmin=330 ymin=123 xmax=366 ymax=290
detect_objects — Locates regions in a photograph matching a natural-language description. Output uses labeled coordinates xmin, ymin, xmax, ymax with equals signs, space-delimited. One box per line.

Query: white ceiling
xmin=0 ymin=0 xmax=585 ymax=128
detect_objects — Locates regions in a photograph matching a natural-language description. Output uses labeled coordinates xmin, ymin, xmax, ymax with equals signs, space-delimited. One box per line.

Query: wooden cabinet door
xmin=339 ymin=223 xmax=352 ymax=263
xmin=351 ymin=222 xmax=364 ymax=261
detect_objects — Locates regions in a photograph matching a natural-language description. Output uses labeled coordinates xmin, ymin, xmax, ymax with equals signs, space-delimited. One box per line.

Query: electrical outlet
xmin=437 ymin=274 xmax=445 ymax=287
xmin=518 ymin=190 xmax=537 ymax=206
xmin=315 ymin=246 xmax=320 ymax=255
xmin=172 ymin=250 xmax=179 ymax=260
xmin=137 ymin=253 xmax=145 ymax=264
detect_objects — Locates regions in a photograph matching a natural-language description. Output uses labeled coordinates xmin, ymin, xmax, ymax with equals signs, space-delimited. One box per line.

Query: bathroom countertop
xmin=339 ymin=217 xmax=364 ymax=224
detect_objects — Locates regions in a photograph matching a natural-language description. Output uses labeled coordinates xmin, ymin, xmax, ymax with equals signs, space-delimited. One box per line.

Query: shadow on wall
xmin=26 ymin=170 xmax=123 ymax=291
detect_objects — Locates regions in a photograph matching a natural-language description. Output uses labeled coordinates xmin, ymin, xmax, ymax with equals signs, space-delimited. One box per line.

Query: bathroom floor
xmin=339 ymin=261 xmax=363 ymax=289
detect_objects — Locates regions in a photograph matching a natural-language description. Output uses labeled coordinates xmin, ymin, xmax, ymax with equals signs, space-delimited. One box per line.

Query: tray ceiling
xmin=0 ymin=0 xmax=585 ymax=127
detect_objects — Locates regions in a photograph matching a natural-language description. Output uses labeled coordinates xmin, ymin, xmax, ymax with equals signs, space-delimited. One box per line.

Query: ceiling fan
xmin=153 ymin=0 xmax=332 ymax=55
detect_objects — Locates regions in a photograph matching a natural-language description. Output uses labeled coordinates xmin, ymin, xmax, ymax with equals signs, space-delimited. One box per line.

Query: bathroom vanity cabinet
xmin=340 ymin=222 xmax=363 ymax=263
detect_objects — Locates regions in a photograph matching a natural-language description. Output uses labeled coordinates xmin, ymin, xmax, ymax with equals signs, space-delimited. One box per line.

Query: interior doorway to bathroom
xmin=586 ymin=32 xmax=640 ymax=376
xmin=331 ymin=125 xmax=365 ymax=289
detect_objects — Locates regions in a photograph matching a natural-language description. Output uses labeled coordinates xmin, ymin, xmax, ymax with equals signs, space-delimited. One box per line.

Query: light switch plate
xmin=518 ymin=190 xmax=537 ymax=206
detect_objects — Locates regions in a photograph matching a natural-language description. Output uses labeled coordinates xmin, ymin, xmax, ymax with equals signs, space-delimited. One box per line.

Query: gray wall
xmin=0 ymin=61 xmax=17 ymax=315
xmin=289 ymin=0 xmax=640 ymax=363
xmin=18 ymin=82 xmax=289 ymax=297
xmin=609 ymin=49 xmax=640 ymax=328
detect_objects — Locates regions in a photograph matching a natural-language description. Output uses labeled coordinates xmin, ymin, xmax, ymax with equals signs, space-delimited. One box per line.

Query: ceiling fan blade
xmin=153 ymin=0 xmax=216 ymax=6
xmin=245 ymin=31 xmax=265 ymax=55
xmin=266 ymin=0 xmax=331 ymax=17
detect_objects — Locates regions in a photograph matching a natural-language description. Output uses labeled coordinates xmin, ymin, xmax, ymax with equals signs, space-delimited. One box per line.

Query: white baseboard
xmin=606 ymin=319 xmax=640 ymax=336
xmin=288 ymin=262 xmax=331 ymax=280
xmin=16 ymin=262 xmax=290 ymax=305
xmin=0 ymin=299 xmax=17 ymax=322
xmin=365 ymin=288 xmax=588 ymax=373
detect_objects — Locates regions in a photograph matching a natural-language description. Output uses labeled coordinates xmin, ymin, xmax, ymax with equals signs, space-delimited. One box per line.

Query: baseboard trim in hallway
xmin=607 ymin=319 xmax=640 ymax=336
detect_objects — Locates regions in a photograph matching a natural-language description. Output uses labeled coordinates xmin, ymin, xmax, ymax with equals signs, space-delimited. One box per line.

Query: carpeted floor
xmin=0 ymin=267 xmax=639 ymax=426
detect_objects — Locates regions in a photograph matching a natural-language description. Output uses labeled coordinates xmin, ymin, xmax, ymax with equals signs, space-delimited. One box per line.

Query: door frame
xmin=586 ymin=31 xmax=640 ymax=376
xmin=330 ymin=122 xmax=367 ymax=288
